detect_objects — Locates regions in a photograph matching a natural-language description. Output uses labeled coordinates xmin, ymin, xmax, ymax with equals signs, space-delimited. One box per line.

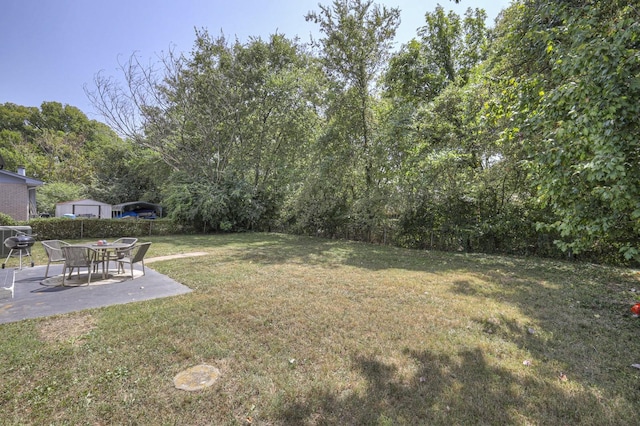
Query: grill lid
xmin=4 ymin=235 xmax=35 ymax=249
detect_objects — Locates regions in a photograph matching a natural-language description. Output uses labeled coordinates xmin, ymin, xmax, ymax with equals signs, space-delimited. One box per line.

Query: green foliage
xmin=0 ymin=101 xmax=132 ymax=187
xmin=384 ymin=5 xmax=488 ymax=102
xmin=0 ymin=100 xmax=167 ymax=220
xmin=88 ymin=138 xmax=167 ymax=205
xmin=28 ymin=217 xmax=186 ymax=240
xmin=389 ymin=68 xmax=540 ymax=253
xmin=283 ymin=175 xmax=350 ymax=238
xmin=0 ymin=212 xmax=17 ymax=226
xmin=100 ymin=31 xmax=320 ymax=193
xmin=163 ymin=173 xmax=268 ymax=232
xmin=497 ymin=1 xmax=640 ymax=262
xmin=306 ymin=0 xmax=400 ymax=90
xmin=300 ymin=0 xmax=400 ymax=241
xmin=36 ymin=182 xmax=88 ymax=216
xmin=7 ymin=1 xmax=638 ymax=266
xmin=30 ymin=102 xmax=91 ymax=134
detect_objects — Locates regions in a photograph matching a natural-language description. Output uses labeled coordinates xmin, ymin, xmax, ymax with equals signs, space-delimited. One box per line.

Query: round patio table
xmin=69 ymin=242 xmax=134 ymax=279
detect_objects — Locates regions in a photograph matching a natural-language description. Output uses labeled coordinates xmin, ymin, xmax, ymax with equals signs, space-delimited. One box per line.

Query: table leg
xmin=101 ymin=251 xmax=108 ymax=278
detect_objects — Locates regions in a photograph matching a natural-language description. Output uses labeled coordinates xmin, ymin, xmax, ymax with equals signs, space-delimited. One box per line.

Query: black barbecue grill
xmin=2 ymin=233 xmax=35 ymax=269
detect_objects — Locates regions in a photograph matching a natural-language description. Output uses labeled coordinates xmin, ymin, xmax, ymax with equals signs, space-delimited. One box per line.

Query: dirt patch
xmin=38 ymin=312 xmax=97 ymax=346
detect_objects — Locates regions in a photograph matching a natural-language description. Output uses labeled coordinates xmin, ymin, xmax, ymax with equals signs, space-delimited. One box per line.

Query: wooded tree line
xmin=1 ymin=0 xmax=638 ymax=264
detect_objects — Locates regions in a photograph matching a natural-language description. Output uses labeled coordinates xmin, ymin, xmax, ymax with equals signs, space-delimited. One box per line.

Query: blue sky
xmin=0 ymin=0 xmax=510 ymax=121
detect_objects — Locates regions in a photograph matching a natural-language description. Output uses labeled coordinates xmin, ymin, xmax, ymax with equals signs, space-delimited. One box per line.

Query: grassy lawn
xmin=2 ymin=233 xmax=640 ymax=424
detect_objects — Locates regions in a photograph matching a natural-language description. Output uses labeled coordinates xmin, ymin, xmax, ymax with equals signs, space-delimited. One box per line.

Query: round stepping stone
xmin=173 ymin=364 xmax=220 ymax=391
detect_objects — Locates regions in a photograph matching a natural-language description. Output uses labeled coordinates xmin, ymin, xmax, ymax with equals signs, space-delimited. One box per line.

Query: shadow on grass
xmin=215 ymin=234 xmax=640 ymax=422
xmin=155 ymin=232 xmax=530 ymax=275
xmin=156 ymin=233 xmax=640 ymax=421
xmin=207 ymin=232 xmax=463 ymax=272
xmin=278 ymin=347 xmax=615 ymax=424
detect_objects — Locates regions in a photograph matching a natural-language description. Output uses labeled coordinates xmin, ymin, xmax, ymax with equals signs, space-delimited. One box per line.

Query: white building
xmin=55 ymin=199 xmax=112 ymax=219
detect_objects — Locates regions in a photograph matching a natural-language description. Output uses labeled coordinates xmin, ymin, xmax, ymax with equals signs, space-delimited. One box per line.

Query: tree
xmin=0 ymin=102 xmax=123 ymax=186
xmin=89 ymin=30 xmax=322 ymax=229
xmin=303 ymin=0 xmax=400 ymax=240
xmin=384 ymin=5 xmax=488 ymax=103
xmin=493 ymin=0 xmax=640 ymax=261
xmin=88 ymin=130 xmax=169 ymax=205
xmin=393 ymin=64 xmax=533 ymax=252
xmin=36 ymin=182 xmax=87 ymax=215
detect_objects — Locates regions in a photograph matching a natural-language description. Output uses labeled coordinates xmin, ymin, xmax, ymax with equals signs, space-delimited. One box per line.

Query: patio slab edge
xmin=0 ymin=263 xmax=193 ymax=324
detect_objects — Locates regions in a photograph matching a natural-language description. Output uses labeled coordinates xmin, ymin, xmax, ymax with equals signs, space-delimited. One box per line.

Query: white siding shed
xmin=55 ymin=199 xmax=112 ymax=219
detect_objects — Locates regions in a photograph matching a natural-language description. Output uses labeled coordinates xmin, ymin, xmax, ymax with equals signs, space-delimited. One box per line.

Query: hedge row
xmin=20 ymin=218 xmax=193 ymax=241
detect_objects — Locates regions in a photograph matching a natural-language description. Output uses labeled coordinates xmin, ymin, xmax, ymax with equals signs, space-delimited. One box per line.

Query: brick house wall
xmin=0 ymin=182 xmax=29 ymax=221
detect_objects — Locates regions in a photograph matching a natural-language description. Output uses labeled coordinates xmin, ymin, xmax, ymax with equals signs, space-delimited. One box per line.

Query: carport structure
xmin=112 ymin=201 xmax=162 ymax=219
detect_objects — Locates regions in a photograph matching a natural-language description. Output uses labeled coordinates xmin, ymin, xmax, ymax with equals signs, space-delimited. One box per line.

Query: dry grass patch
xmin=38 ymin=312 xmax=97 ymax=346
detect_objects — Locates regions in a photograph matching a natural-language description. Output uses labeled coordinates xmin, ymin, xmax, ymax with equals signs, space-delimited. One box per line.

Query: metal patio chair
xmin=41 ymin=240 xmax=71 ymax=278
xmin=117 ymin=242 xmax=152 ymax=279
xmin=110 ymin=237 xmax=138 ymax=272
xmin=61 ymin=246 xmax=98 ymax=286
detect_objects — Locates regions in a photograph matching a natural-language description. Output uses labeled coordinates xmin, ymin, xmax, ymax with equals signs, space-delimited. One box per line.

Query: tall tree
xmin=89 ymin=31 xmax=319 ymax=181
xmin=303 ymin=0 xmax=400 ymax=239
xmin=89 ymin=30 xmax=321 ymax=230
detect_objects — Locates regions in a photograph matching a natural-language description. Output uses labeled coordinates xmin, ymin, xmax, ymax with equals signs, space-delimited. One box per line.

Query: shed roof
xmin=56 ymin=199 xmax=111 ymax=206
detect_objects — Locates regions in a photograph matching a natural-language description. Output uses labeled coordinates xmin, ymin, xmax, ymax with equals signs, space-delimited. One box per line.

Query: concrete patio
xmin=0 ymin=260 xmax=193 ymax=324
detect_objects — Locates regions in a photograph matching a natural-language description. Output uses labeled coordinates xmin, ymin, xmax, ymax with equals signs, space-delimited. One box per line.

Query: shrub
xmin=0 ymin=213 xmax=17 ymax=226
xmin=28 ymin=217 xmax=190 ymax=240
